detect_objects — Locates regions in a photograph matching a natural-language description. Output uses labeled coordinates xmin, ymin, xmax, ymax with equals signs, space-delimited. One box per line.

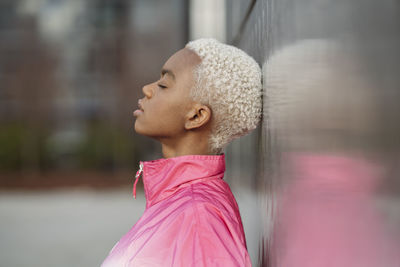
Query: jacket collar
xmin=133 ymin=153 xmax=226 ymax=209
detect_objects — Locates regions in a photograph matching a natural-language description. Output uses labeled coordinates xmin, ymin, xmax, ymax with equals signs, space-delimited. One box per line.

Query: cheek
xmin=152 ymin=96 xmax=186 ymax=118
xmin=135 ymin=100 xmax=186 ymax=134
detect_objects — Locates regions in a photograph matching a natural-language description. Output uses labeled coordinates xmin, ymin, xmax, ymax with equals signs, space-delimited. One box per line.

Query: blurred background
xmin=1 ymin=0 xmax=399 ymax=266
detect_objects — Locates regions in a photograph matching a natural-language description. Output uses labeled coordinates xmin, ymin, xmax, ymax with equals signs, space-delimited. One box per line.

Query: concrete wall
xmin=226 ymin=0 xmax=400 ymax=265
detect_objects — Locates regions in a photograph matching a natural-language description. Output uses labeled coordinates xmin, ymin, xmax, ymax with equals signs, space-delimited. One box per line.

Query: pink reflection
xmin=271 ymin=153 xmax=400 ymax=266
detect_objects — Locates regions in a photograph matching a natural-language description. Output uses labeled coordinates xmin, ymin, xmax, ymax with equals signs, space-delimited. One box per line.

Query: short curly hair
xmin=185 ymin=38 xmax=262 ymax=154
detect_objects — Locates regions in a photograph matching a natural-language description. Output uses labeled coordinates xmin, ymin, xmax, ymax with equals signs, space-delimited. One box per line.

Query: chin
xmin=134 ymin=121 xmax=154 ymax=138
xmin=134 ymin=121 xmax=145 ymax=135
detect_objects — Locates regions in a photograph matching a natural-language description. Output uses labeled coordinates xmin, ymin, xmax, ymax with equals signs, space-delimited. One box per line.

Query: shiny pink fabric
xmin=101 ymin=154 xmax=251 ymax=267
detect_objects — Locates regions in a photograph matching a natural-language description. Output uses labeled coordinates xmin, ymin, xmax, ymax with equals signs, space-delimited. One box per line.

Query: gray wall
xmin=225 ymin=0 xmax=400 ymax=266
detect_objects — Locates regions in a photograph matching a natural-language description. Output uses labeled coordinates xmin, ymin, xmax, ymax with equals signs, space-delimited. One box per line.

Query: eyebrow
xmin=161 ymin=68 xmax=175 ymax=80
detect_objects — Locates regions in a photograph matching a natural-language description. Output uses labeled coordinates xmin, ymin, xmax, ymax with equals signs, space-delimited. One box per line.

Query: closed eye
xmin=158 ymin=84 xmax=167 ymax=89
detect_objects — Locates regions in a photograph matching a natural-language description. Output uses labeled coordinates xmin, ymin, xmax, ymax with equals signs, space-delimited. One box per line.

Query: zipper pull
xmin=133 ymin=162 xmax=143 ymax=199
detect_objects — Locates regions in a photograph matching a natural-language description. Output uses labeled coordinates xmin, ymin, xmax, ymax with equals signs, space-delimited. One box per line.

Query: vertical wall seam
xmin=231 ymin=0 xmax=258 ymax=46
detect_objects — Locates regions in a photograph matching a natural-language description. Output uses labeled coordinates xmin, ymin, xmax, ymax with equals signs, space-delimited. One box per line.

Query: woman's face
xmin=134 ymin=48 xmax=202 ymax=140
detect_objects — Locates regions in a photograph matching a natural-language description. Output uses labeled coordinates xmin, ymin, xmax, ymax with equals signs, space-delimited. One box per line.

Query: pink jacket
xmin=101 ymin=154 xmax=251 ymax=266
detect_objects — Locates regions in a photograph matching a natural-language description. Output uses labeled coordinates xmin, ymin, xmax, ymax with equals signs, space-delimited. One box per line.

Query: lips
xmin=138 ymin=100 xmax=144 ymax=111
xmin=133 ymin=100 xmax=145 ymax=117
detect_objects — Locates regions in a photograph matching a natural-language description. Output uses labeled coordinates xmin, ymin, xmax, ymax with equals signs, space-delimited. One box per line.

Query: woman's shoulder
xmin=161 ymin=181 xmax=242 ymax=225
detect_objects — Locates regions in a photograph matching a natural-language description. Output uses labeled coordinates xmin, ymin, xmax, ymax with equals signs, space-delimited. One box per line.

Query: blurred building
xmin=0 ymin=0 xmax=188 ymax=178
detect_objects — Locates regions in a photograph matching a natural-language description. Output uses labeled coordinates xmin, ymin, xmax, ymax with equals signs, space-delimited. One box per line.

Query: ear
xmin=184 ymin=103 xmax=212 ymax=130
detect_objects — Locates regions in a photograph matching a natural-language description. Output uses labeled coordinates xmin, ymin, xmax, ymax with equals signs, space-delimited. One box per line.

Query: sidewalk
xmin=0 ymin=188 xmax=146 ymax=267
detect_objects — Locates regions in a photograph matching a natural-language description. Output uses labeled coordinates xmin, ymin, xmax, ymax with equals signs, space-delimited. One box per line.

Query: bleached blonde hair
xmin=185 ymin=38 xmax=262 ymax=154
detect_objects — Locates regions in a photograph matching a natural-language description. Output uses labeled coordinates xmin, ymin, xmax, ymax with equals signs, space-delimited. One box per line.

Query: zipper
xmin=133 ymin=161 xmax=143 ymax=199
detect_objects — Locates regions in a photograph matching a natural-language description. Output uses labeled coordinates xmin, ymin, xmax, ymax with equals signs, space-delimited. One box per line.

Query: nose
xmin=142 ymin=83 xmax=153 ymax=99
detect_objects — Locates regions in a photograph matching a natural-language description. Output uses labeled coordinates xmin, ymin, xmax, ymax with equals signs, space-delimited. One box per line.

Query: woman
xmin=101 ymin=38 xmax=262 ymax=266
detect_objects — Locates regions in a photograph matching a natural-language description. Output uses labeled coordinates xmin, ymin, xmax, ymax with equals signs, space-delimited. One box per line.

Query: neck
xmin=160 ymin=132 xmax=213 ymax=158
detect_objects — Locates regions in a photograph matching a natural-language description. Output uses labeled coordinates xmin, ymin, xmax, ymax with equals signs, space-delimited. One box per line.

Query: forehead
xmin=163 ymin=48 xmax=201 ymax=75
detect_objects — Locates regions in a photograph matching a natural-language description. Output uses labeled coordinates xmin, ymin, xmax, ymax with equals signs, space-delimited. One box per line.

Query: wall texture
xmin=225 ymin=0 xmax=400 ymax=266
